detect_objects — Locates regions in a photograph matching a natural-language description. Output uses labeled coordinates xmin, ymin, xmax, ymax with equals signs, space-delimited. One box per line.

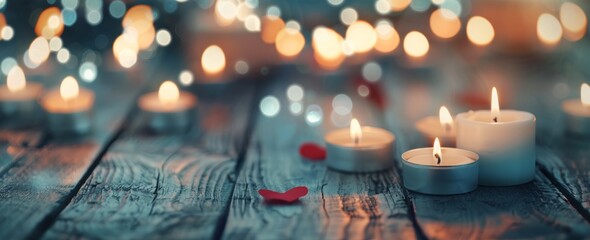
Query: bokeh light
xmin=403 ymin=31 xmax=429 ymax=58
xmin=430 ymin=9 xmax=461 ymax=39
xmin=537 ymin=13 xmax=562 ymax=46
xmin=346 ymin=21 xmax=377 ymax=54
xmin=374 ymin=20 xmax=400 ymax=53
xmin=560 ymin=3 xmax=586 ymax=42
xmin=202 ymin=45 xmax=226 ymax=75
xmin=467 ymin=16 xmax=494 ymax=46
xmin=260 ymin=95 xmax=280 ymax=117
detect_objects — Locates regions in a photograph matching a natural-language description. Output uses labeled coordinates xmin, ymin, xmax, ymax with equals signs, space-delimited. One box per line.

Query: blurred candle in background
xmin=416 ymin=106 xmax=457 ymax=146
xmin=562 ymin=83 xmax=590 ymax=136
xmin=0 ymin=66 xmax=43 ymax=127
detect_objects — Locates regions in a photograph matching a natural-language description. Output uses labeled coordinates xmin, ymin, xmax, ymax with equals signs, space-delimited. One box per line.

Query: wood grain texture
xmin=44 ymin=84 xmax=255 ymax=239
xmin=379 ymin=61 xmax=590 ymax=240
xmin=222 ymin=72 xmax=416 ymax=240
xmin=0 ymin=70 xmax=145 ymax=240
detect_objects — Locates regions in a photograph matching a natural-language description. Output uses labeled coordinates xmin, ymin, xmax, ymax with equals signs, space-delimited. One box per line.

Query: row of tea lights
xmin=325 ymin=84 xmax=590 ymax=195
xmin=0 ymin=66 xmax=196 ymax=135
xmin=1 ymin=65 xmax=589 ymax=195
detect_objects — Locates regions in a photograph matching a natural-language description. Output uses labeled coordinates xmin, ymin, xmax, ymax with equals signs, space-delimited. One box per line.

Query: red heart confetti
xmin=299 ymin=142 xmax=326 ymax=161
xmin=258 ymin=186 xmax=309 ymax=203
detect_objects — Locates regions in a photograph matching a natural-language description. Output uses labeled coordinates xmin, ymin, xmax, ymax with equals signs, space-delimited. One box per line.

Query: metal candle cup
xmin=325 ymin=123 xmax=395 ymax=172
xmin=138 ymin=82 xmax=197 ymax=133
xmin=401 ymin=147 xmax=479 ymax=195
xmin=40 ymin=85 xmax=95 ymax=136
xmin=0 ymin=82 xmax=43 ymax=127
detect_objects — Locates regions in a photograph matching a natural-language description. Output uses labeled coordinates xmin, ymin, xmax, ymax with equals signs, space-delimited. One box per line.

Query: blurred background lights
xmin=332 ymin=94 xmax=353 ymax=115
xmin=430 ymin=9 xmax=461 ymax=39
xmin=275 ymin=27 xmax=305 ymax=58
xmin=327 ymin=0 xmax=344 ymax=6
xmin=375 ymin=0 xmax=391 ymax=15
xmin=410 ymin=0 xmax=431 ymax=12
xmin=61 ymin=9 xmax=77 ymax=26
xmin=440 ymin=0 xmax=462 ymax=18
xmin=1 ymin=57 xmax=17 ymax=75
xmin=156 ymin=29 xmax=172 ymax=46
xmin=559 ymin=3 xmax=586 ymax=42
xmin=357 ymin=85 xmax=370 ymax=97
xmin=266 ymin=6 xmax=281 ymax=19
xmin=537 ymin=13 xmax=562 ymax=46
xmin=289 ymin=102 xmax=303 ymax=115
xmin=86 ymin=10 xmax=102 ymax=25
xmin=390 ymin=0 xmax=411 ymax=12
xmin=340 ymin=8 xmax=358 ymax=26
xmin=287 ymin=84 xmax=304 ymax=101
xmin=28 ymin=37 xmax=50 ymax=65
xmin=305 ymin=104 xmax=323 ymax=126
xmin=374 ymin=20 xmax=399 ymax=53
xmin=109 ymin=1 xmax=127 ymax=19
xmin=260 ymin=95 xmax=280 ymax=117
xmin=57 ymin=48 xmax=70 ymax=63
xmin=362 ymin=62 xmax=382 ymax=82
xmin=245 ymin=15 xmax=261 ymax=32
xmin=467 ymin=16 xmax=494 ymax=46
xmin=235 ymin=60 xmax=249 ymax=74
xmin=261 ymin=17 xmax=284 ymax=44
xmin=179 ymin=70 xmax=194 ymax=86
xmin=202 ymin=45 xmax=226 ymax=75
xmin=49 ymin=37 xmax=63 ymax=52
xmin=61 ymin=0 xmax=78 ymax=9
xmin=1 ymin=26 xmax=13 ymax=41
xmin=346 ymin=21 xmax=377 ymax=53
xmin=79 ymin=62 xmax=97 ymax=82
xmin=403 ymin=31 xmax=429 ymax=58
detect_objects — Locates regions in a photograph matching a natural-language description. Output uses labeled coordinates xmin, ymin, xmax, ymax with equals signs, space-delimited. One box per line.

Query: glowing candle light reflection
xmin=350 ymin=118 xmax=362 ymax=145
xmin=60 ymin=76 xmax=79 ymax=101
xmin=158 ymin=81 xmax=179 ymax=105
xmin=582 ymin=83 xmax=590 ymax=107
xmin=202 ymin=45 xmax=226 ymax=76
xmin=345 ymin=21 xmax=377 ymax=53
xmin=7 ymin=66 xmax=25 ymax=92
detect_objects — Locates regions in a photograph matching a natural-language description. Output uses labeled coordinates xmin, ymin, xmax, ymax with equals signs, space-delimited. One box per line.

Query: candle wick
xmin=434 ymin=153 xmax=441 ymax=165
xmin=354 ymin=136 xmax=359 ymax=145
xmin=493 ymin=117 xmax=498 ymax=123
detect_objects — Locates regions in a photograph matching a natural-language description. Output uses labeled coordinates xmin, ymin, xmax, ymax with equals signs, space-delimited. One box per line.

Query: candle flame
xmin=202 ymin=45 xmax=226 ymax=76
xmin=60 ymin=76 xmax=79 ymax=101
xmin=6 ymin=66 xmax=26 ymax=92
xmin=433 ymin=137 xmax=442 ymax=165
xmin=582 ymin=83 xmax=590 ymax=107
xmin=158 ymin=81 xmax=179 ymax=104
xmin=439 ymin=106 xmax=453 ymax=131
xmin=491 ymin=87 xmax=501 ymax=122
xmin=350 ymin=118 xmax=362 ymax=145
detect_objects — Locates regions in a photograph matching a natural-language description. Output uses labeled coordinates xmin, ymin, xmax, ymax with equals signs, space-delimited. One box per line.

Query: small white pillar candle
xmin=456 ymin=87 xmax=536 ymax=186
xmin=562 ymin=83 xmax=590 ymax=136
xmin=415 ymin=106 xmax=456 ymax=146
xmin=138 ymin=81 xmax=197 ymax=133
xmin=40 ymin=76 xmax=95 ymax=135
xmin=0 ymin=66 xmax=43 ymax=127
xmin=325 ymin=118 xmax=395 ymax=172
xmin=402 ymin=138 xmax=479 ymax=195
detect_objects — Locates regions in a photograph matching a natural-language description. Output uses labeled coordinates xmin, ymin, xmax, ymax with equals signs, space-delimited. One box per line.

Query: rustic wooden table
xmin=2 ymin=44 xmax=590 ymax=240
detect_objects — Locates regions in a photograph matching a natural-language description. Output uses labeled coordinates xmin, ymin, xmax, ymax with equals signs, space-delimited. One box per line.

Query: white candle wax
xmin=325 ymin=122 xmax=395 ymax=172
xmin=562 ymin=83 xmax=590 ymax=136
xmin=456 ymin=110 xmax=536 ymax=186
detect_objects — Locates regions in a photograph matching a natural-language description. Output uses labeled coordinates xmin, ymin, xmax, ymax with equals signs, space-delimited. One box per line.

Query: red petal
xmin=258 ymin=186 xmax=309 ymax=203
xmin=299 ymin=143 xmax=326 ymax=161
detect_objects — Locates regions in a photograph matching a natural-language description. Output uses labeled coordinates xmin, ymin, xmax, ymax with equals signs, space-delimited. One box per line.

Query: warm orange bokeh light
xmin=312 ymin=27 xmax=345 ymax=70
xmin=346 ymin=21 xmax=377 ymax=54
xmin=403 ymin=31 xmax=429 ymax=58
xmin=374 ymin=21 xmax=400 ymax=53
xmin=6 ymin=66 xmax=26 ymax=92
xmin=60 ymin=76 xmax=79 ymax=101
xmin=275 ymin=28 xmax=305 ymax=58
xmin=467 ymin=16 xmax=495 ymax=46
xmin=430 ymin=9 xmax=461 ymax=39
xmin=35 ymin=7 xmax=64 ymax=39
xmin=537 ymin=13 xmax=562 ymax=46
xmin=122 ymin=5 xmax=155 ymax=50
xmin=560 ymin=2 xmax=587 ymax=41
xmin=389 ymin=0 xmax=411 ymax=12
xmin=202 ymin=45 xmax=226 ymax=76
xmin=261 ymin=16 xmax=285 ymax=44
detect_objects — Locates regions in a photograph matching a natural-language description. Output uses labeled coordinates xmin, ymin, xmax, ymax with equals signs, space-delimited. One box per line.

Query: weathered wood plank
xmin=43 ymin=83 xmax=256 ymax=239
xmin=379 ymin=58 xmax=590 ymax=239
xmin=222 ymin=70 xmax=416 ymax=240
xmin=0 ymin=68 xmax=147 ymax=239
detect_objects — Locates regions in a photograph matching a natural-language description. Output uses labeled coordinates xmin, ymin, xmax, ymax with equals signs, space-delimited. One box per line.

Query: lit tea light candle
xmin=138 ymin=80 xmax=197 ymax=132
xmin=562 ymin=83 xmax=590 ymax=136
xmin=456 ymin=87 xmax=536 ymax=186
xmin=195 ymin=45 xmax=230 ymax=97
xmin=40 ymin=76 xmax=95 ymax=135
xmin=0 ymin=66 xmax=43 ymax=127
xmin=415 ymin=106 xmax=456 ymax=146
xmin=402 ymin=138 xmax=479 ymax=195
xmin=325 ymin=118 xmax=395 ymax=172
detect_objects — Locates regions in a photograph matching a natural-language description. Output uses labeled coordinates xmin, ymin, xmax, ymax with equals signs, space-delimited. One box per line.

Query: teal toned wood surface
xmin=43 ymin=82 xmax=257 ymax=239
xmin=0 ymin=69 xmax=148 ymax=239
xmin=221 ymin=69 xmax=416 ymax=240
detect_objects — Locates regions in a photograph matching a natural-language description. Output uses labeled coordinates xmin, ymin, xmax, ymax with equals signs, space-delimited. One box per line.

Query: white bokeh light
xmin=260 ymin=95 xmax=281 ymax=117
